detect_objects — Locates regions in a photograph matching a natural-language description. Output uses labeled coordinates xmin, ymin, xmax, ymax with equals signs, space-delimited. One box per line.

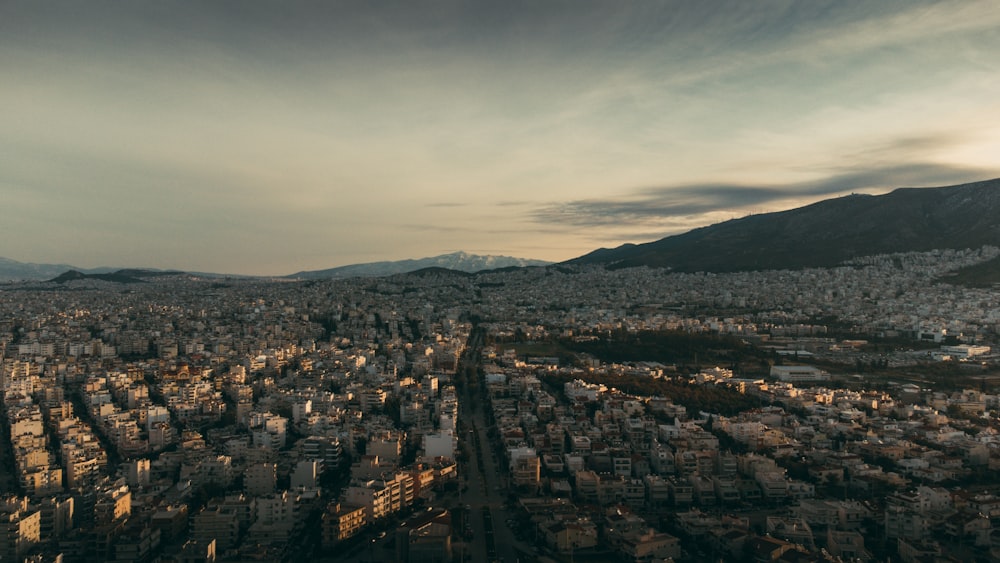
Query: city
xmin=5 ymin=2 xmax=1000 ymax=562
xmin=2 ymin=245 xmax=1000 ymax=562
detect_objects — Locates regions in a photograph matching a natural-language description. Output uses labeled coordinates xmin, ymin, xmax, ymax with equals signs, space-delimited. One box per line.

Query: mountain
xmin=0 ymin=257 xmax=197 ymax=282
xmin=938 ymin=255 xmax=1000 ymax=288
xmin=1 ymin=252 xmax=548 ymax=282
xmin=567 ymin=178 xmax=1000 ymax=273
xmin=0 ymin=257 xmax=249 ymax=282
xmin=0 ymin=257 xmax=94 ymax=282
xmin=289 ymin=251 xmax=551 ymax=279
xmin=48 ymin=269 xmax=186 ymax=284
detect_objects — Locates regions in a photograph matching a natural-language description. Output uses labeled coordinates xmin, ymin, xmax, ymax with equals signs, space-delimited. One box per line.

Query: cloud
xmin=3 ymin=1 xmax=1000 ymax=274
xmin=532 ymin=162 xmax=994 ymax=229
xmin=805 ymin=163 xmax=993 ymax=192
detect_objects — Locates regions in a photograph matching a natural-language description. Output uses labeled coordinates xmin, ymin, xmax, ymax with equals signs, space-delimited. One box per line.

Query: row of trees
xmin=559 ymin=328 xmax=758 ymax=366
xmin=541 ymin=372 xmax=763 ymax=417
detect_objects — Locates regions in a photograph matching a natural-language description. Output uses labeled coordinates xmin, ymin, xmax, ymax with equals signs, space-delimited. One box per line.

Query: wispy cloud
xmin=3 ymin=2 xmax=1000 ymax=274
xmin=532 ymin=162 xmax=992 ymax=229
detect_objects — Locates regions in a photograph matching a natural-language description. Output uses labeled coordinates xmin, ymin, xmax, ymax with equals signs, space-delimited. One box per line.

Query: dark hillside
xmin=568 ymin=178 xmax=1000 ymax=272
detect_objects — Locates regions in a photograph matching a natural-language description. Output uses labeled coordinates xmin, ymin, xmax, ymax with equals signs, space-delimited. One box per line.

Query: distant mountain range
xmin=0 ymin=259 xmax=225 ymax=283
xmin=0 ymin=257 xmax=70 ymax=281
xmin=288 ymin=251 xmax=551 ymax=279
xmin=567 ymin=178 xmax=1000 ymax=272
xmin=0 ymin=257 xmax=111 ymax=282
xmin=0 ymin=252 xmax=551 ymax=282
xmin=5 ymin=179 xmax=1000 ymax=282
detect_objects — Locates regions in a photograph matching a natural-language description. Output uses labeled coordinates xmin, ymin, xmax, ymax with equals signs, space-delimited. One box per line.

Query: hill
xmin=937 ymin=255 xmax=1000 ymax=288
xmin=567 ymin=178 xmax=1000 ymax=272
xmin=288 ymin=251 xmax=551 ymax=279
xmin=0 ymin=257 xmax=90 ymax=282
xmin=48 ymin=269 xmax=187 ymax=284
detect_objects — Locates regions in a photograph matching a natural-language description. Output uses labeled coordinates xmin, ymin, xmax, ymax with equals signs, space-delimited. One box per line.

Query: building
xmin=421 ymin=431 xmax=456 ymax=461
xmin=620 ymin=529 xmax=681 ymax=562
xmin=177 ymin=539 xmax=217 ymax=563
xmin=770 ymin=365 xmax=828 ymax=383
xmin=322 ymin=503 xmax=366 ymax=547
xmin=512 ymin=455 xmax=541 ymax=492
xmin=0 ymin=496 xmax=41 ymax=560
xmin=543 ymin=517 xmax=598 ymax=553
xmin=244 ymin=463 xmax=277 ymax=497
xmin=395 ymin=508 xmax=452 ymax=563
xmin=291 ymin=460 xmax=319 ymax=489
xmin=344 ymin=481 xmax=394 ymax=521
xmin=940 ymin=344 xmax=990 ymax=359
xmin=191 ymin=507 xmax=240 ymax=552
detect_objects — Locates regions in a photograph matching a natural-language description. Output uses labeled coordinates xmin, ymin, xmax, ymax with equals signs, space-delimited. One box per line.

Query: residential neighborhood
xmin=3 ymin=246 xmax=1000 ymax=562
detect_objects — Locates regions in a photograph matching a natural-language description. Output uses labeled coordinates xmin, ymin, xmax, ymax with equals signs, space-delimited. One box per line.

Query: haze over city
xmin=3 ymin=1 xmax=1000 ymax=276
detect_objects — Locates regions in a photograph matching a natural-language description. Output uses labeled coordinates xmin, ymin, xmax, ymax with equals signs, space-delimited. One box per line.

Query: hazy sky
xmin=3 ymin=1 xmax=1000 ymax=275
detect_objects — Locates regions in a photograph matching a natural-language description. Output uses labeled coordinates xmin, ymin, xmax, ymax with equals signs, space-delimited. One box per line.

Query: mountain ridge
xmin=0 ymin=252 xmax=551 ymax=282
xmin=47 ymin=269 xmax=189 ymax=284
xmin=287 ymin=251 xmax=551 ymax=279
xmin=566 ymin=178 xmax=1000 ymax=272
xmin=0 ymin=258 xmax=221 ymax=283
xmin=6 ymin=179 xmax=999 ymax=281
xmin=0 ymin=257 xmax=99 ymax=282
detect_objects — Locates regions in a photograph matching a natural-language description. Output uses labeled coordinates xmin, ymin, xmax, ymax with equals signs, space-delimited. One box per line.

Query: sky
xmin=3 ymin=1 xmax=1000 ymax=276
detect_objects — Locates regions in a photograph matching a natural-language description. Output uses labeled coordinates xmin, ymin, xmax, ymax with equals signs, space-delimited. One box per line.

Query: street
xmin=455 ymin=327 xmax=537 ymax=563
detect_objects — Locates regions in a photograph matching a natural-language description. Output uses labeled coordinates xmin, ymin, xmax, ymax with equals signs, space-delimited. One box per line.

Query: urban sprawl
xmin=3 ymin=246 xmax=1000 ymax=562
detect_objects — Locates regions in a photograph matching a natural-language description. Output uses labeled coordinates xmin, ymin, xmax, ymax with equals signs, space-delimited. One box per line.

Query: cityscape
xmin=5 ymin=2 xmax=1000 ymax=563
xmin=3 ymin=242 xmax=1000 ymax=562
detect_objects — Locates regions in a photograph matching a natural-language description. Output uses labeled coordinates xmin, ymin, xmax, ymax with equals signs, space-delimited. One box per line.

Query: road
xmin=456 ymin=327 xmax=536 ymax=563
xmin=331 ymin=325 xmax=537 ymax=563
